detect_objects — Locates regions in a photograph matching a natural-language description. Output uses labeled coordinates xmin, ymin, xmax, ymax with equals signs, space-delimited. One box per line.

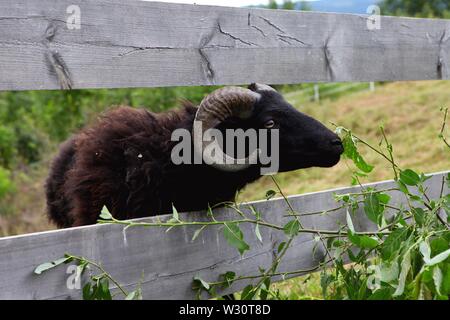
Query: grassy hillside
xmin=0 ymin=80 xmax=449 ymax=237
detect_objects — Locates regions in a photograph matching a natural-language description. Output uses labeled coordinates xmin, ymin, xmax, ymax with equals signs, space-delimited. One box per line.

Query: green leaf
xmin=361 ymin=236 xmax=379 ymax=249
xmin=433 ymin=266 xmax=443 ymax=296
xmin=277 ymin=241 xmax=286 ymax=253
xmin=259 ymin=277 xmax=271 ymax=300
xmin=381 ymin=228 xmax=410 ymax=260
xmin=172 ymin=204 xmax=179 ymax=221
xmin=206 ymin=205 xmax=214 ymax=219
xmin=400 ymin=169 xmax=421 ymax=186
xmin=89 ymin=280 xmax=102 ymax=300
xmin=380 ymin=261 xmax=399 ymax=283
xmin=396 ymin=180 xmax=409 ymax=194
xmin=191 ymin=226 xmax=206 ymax=242
xmin=223 ymin=222 xmax=249 ymax=255
xmin=255 ymin=224 xmax=263 ymax=243
xmin=99 ymin=206 xmax=113 ymax=220
xmin=34 ymin=257 xmax=71 ymax=275
xmin=378 ymin=193 xmax=391 ymax=204
xmin=412 ymin=207 xmax=425 ymax=226
xmin=346 ymin=210 xmax=355 ymax=233
xmin=409 ymin=195 xmax=422 ymax=202
xmin=364 ymin=193 xmax=382 ymax=224
xmin=125 ymin=288 xmax=142 ymax=300
xmin=431 ymin=237 xmax=449 ymax=256
xmin=265 ymin=190 xmax=276 ymax=200
xmin=347 ymin=248 xmax=358 ymax=262
xmin=368 ymin=287 xmax=394 ymax=300
xmin=393 ymin=251 xmax=411 ymax=297
xmin=283 ymin=219 xmax=300 ymax=237
xmin=320 ymin=273 xmax=333 ymax=298
xmin=354 ymin=155 xmax=375 ymax=174
xmin=82 ymin=283 xmax=92 ymax=300
xmin=220 ymin=271 xmax=236 ymax=288
xmin=442 ymin=264 xmax=450 ymax=295
xmin=100 ymin=278 xmax=112 ymax=300
xmin=348 ymin=232 xmax=379 ymax=249
xmin=241 ymin=285 xmax=256 ymax=300
xmin=76 ymin=261 xmax=88 ymax=284
xmin=428 ymin=249 xmax=450 ymax=266
xmin=420 ymin=241 xmax=431 ymax=262
xmin=420 ymin=240 xmax=450 ymax=266
xmin=193 ymin=275 xmax=210 ymax=290
xmin=420 ymin=173 xmax=432 ymax=183
xmin=443 ymin=195 xmax=450 ymax=217
xmin=341 ymin=132 xmax=374 ymax=173
xmin=249 ymin=206 xmax=261 ymax=220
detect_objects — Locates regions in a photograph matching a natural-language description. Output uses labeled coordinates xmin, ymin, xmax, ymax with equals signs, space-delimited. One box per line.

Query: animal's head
xmin=193 ymin=83 xmax=343 ymax=173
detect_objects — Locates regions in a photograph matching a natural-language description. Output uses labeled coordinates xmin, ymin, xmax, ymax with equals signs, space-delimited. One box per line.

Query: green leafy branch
xmin=34 ymin=253 xmax=142 ymax=300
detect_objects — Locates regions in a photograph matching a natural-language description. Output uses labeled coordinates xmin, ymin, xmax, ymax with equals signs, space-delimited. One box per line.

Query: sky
xmin=141 ymin=0 xmax=375 ymax=14
xmin=142 ymin=0 xmax=318 ymax=8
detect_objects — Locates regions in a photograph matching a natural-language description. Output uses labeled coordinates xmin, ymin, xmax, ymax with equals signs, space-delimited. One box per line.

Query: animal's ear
xmin=248 ymin=83 xmax=258 ymax=91
xmin=248 ymin=83 xmax=277 ymax=93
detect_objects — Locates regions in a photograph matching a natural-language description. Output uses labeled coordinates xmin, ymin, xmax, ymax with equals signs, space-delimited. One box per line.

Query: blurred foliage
xmin=0 ymin=86 xmax=216 ymax=166
xmin=379 ymin=0 xmax=450 ymax=18
xmin=0 ymin=167 xmax=15 ymax=199
xmin=0 ymin=86 xmax=217 ymax=199
xmin=263 ymin=0 xmax=310 ymax=11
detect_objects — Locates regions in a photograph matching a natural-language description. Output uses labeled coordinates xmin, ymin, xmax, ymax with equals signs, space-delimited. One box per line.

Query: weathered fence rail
xmin=0 ymin=171 xmax=447 ymax=300
xmin=0 ymin=0 xmax=449 ymax=300
xmin=2 ymin=0 xmax=450 ymax=91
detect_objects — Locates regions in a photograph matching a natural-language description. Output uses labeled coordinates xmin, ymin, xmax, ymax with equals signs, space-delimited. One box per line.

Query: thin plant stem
xmin=440 ymin=107 xmax=450 ymax=148
xmin=66 ymin=254 xmax=129 ymax=297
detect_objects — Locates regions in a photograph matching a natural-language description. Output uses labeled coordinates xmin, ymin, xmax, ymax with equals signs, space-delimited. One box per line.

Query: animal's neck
xmin=158 ymin=104 xmax=263 ymax=213
xmin=162 ymin=163 xmax=261 ymax=213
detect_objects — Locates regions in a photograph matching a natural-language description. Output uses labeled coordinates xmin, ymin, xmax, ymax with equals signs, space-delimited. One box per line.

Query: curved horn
xmin=193 ymin=87 xmax=261 ymax=172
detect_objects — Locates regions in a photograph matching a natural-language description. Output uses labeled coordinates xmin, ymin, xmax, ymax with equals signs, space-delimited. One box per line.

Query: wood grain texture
xmin=0 ymin=171 xmax=447 ymax=299
xmin=2 ymin=0 xmax=450 ymax=91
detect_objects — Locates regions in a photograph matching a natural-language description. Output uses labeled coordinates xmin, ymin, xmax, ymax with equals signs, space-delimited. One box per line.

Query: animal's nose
xmin=330 ymin=138 xmax=344 ymax=153
xmin=330 ymin=138 xmax=342 ymax=146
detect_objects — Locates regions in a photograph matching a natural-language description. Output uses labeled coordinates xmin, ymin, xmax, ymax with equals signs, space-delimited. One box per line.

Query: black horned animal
xmin=45 ymin=84 xmax=343 ymax=227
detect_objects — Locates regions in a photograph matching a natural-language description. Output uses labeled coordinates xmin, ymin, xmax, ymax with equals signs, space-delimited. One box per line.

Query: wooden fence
xmin=0 ymin=0 xmax=449 ymax=299
xmin=2 ymin=0 xmax=450 ymax=91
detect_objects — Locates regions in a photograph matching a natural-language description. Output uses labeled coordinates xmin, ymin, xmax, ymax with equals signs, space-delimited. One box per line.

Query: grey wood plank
xmin=1 ymin=1 xmax=450 ymax=91
xmin=0 ymin=171 xmax=447 ymax=299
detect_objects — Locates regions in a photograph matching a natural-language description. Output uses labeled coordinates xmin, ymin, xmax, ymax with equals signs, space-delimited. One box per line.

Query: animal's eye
xmin=264 ymin=120 xmax=275 ymax=129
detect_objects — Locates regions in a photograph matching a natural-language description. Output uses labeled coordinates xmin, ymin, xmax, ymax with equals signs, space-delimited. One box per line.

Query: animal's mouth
xmin=318 ymin=144 xmax=344 ymax=167
xmin=277 ymin=150 xmax=342 ymax=172
xmin=316 ymin=153 xmax=342 ymax=168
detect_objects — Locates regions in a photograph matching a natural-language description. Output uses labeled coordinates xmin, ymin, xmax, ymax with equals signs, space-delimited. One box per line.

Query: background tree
xmin=379 ymin=0 xmax=450 ymax=18
xmin=281 ymin=0 xmax=295 ymax=10
xmin=263 ymin=1 xmax=311 ymax=11
xmin=298 ymin=1 xmax=312 ymax=11
xmin=267 ymin=0 xmax=278 ymax=9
